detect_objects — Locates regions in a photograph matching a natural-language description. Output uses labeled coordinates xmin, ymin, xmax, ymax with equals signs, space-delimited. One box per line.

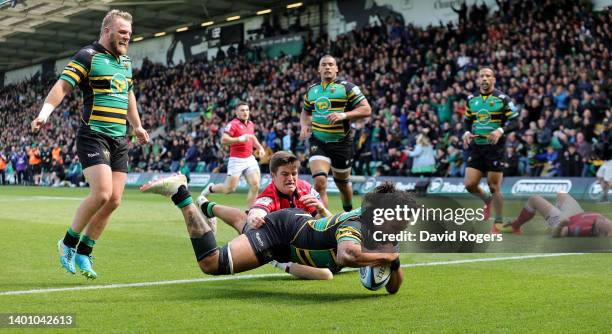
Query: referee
xmin=462 ymin=67 xmax=518 ymax=226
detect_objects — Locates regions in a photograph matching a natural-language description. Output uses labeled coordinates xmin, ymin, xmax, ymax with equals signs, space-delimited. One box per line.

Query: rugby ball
xmin=359 ymin=265 xmax=391 ymax=291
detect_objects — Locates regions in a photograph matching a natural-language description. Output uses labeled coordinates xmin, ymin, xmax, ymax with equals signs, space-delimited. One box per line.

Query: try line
xmin=0 ymin=253 xmax=584 ymax=296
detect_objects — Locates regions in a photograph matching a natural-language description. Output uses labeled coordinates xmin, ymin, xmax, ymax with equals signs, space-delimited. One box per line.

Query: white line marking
xmin=0 ymin=253 xmax=584 ymax=296
xmin=0 ymin=196 xmax=82 ymax=202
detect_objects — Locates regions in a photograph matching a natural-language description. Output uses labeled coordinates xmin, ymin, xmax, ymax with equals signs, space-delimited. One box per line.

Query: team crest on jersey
xmin=477 ymin=109 xmax=491 ymax=124
xmin=255 ymin=197 xmax=273 ymax=206
xmin=489 ymin=102 xmax=494 ymax=107
xmin=314 ymin=97 xmax=331 ymax=113
xmin=110 ymin=73 xmax=128 ymax=94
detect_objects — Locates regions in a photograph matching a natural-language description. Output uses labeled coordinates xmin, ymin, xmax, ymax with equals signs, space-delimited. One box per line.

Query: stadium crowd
xmin=0 ymin=0 xmax=610 ymax=186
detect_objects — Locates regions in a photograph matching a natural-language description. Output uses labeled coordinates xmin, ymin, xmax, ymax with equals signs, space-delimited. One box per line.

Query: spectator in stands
xmin=0 ymin=149 xmax=7 ymax=185
xmin=0 ymin=0 xmax=609 ymax=181
xmin=407 ymin=134 xmax=436 ymax=177
xmin=560 ymin=144 xmax=583 ymax=177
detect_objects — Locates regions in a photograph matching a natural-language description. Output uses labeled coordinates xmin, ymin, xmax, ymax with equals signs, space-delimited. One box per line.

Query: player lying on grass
xmin=141 ymin=175 xmax=405 ymax=294
xmin=198 ymin=151 xmax=334 ymax=280
xmin=496 ymin=193 xmax=612 ymax=237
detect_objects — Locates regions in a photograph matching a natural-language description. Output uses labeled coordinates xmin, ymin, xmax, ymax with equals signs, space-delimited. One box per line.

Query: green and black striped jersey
xmin=60 ymin=42 xmax=133 ymax=137
xmin=289 ymin=208 xmax=363 ymax=273
xmin=464 ymin=89 xmax=518 ymax=145
xmin=303 ymin=79 xmax=366 ymax=142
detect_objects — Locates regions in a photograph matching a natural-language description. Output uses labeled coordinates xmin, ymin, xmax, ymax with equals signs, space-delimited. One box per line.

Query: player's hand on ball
xmin=326 ymin=112 xmax=347 ymax=124
xmin=299 ymin=126 xmax=311 ymax=140
xmin=31 ymin=117 xmax=45 ymax=133
xmin=248 ymin=216 xmax=267 ymax=229
xmin=134 ymin=126 xmax=149 ymax=144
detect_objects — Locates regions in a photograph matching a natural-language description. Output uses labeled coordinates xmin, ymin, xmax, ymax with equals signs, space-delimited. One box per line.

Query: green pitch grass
xmin=0 ymin=187 xmax=610 ymax=333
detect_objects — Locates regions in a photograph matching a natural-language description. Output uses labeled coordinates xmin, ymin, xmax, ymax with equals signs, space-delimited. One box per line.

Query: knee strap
xmin=333 ymin=177 xmax=350 ymax=184
xmin=312 ymin=172 xmax=328 ymax=179
xmin=190 ymin=231 xmax=218 ymax=261
xmin=216 ymin=243 xmax=234 ymax=275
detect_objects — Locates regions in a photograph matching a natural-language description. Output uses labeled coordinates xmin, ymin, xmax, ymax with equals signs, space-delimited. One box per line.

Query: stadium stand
xmin=0 ymin=0 xmax=610 ymax=186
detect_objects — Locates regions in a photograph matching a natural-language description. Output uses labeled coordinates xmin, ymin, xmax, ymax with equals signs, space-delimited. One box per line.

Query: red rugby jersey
xmin=251 ymin=179 xmax=320 ymax=216
xmin=224 ymin=118 xmax=255 ymax=158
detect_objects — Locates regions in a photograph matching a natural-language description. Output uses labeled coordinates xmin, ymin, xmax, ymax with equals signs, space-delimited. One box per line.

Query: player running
xmin=462 ymin=67 xmax=518 ymax=227
xmin=141 ymin=176 xmax=405 ymax=294
xmin=31 ymin=10 xmax=149 ymax=279
xmin=497 ymin=193 xmax=611 ymax=237
xmin=201 ymin=102 xmax=264 ymax=207
xmin=300 ymin=55 xmax=372 ymax=212
xmin=198 ymin=151 xmax=333 ymax=280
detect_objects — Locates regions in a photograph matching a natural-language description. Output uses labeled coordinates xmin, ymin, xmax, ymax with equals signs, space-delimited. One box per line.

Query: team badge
xmin=330 ymin=85 xmax=336 ymax=93
xmin=110 ymin=73 xmax=128 ymax=94
xmin=255 ymin=197 xmax=273 ymax=206
xmin=314 ymin=97 xmax=331 ymax=113
xmin=489 ymin=102 xmax=494 ymax=107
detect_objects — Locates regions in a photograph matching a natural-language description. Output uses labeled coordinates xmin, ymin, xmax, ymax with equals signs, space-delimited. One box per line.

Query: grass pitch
xmin=0 ymin=186 xmax=610 ymax=333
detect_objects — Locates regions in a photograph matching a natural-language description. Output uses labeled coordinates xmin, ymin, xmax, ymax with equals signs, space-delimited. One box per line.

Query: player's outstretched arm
xmin=336 ymin=241 xmax=398 ymax=268
xmin=31 ymin=80 xmax=73 ymax=133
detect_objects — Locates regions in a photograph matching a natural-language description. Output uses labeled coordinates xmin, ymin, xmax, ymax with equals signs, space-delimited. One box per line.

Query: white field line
xmin=0 ymin=253 xmax=584 ymax=296
xmin=0 ymin=196 xmax=83 ymax=202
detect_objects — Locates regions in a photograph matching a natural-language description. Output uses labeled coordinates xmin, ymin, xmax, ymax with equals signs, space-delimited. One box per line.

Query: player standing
xmin=31 ymin=10 xmax=149 ymax=279
xmin=462 ymin=67 xmax=518 ymax=227
xmin=300 ymin=55 xmax=371 ymax=212
xmin=202 ymin=102 xmax=264 ymax=207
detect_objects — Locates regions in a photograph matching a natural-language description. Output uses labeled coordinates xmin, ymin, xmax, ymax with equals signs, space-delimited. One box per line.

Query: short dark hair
xmin=319 ymin=54 xmax=337 ymax=65
xmin=478 ymin=67 xmax=496 ymax=77
xmin=236 ymin=101 xmax=249 ymax=109
xmin=270 ymin=151 xmax=300 ymax=173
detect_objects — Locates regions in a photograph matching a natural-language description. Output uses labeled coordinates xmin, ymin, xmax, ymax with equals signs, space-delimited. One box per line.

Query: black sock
xmin=171 ymin=185 xmax=191 ymax=206
xmin=200 ymin=201 xmax=217 ymax=218
xmin=63 ymin=228 xmax=80 ymax=248
xmin=342 ymin=203 xmax=353 ymax=212
xmin=76 ymin=243 xmax=93 ymax=256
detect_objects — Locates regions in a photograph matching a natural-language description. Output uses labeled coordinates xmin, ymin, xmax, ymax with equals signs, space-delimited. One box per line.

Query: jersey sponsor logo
xmin=255 ymin=196 xmax=273 ymax=206
xmin=314 ymin=97 xmax=331 ymax=113
xmin=476 ymin=109 xmax=491 ymax=124
xmin=224 ymin=124 xmax=232 ymax=132
xmin=254 ymin=232 xmax=265 ymax=247
xmin=351 ymin=86 xmax=362 ymax=96
xmin=87 ymin=152 xmax=100 ymax=158
xmin=511 ymin=179 xmax=572 ymax=196
xmin=102 ymin=149 xmax=110 ymax=162
xmin=110 ymin=73 xmax=129 ymax=94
